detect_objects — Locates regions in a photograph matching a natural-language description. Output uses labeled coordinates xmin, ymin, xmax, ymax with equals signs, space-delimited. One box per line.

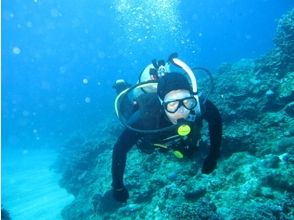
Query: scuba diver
xmin=111 ymin=54 xmax=222 ymax=203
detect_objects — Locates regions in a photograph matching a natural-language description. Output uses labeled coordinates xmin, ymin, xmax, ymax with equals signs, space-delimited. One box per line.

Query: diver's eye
xmin=166 ymin=101 xmax=180 ymax=113
xmin=183 ymin=97 xmax=197 ymax=109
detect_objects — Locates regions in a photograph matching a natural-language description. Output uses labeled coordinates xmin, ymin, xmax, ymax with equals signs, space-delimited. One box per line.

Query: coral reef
xmin=256 ymin=9 xmax=294 ymax=77
xmin=54 ymin=9 xmax=294 ymax=220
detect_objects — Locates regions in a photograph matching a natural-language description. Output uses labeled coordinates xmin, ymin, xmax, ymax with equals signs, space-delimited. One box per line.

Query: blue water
xmin=2 ymin=0 xmax=294 ymax=218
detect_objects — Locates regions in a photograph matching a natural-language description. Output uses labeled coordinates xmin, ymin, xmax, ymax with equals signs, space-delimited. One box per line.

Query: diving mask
xmin=163 ymin=96 xmax=197 ymax=113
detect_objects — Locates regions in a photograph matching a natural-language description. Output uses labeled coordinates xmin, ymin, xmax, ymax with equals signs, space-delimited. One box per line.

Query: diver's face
xmin=163 ymin=89 xmax=193 ymax=124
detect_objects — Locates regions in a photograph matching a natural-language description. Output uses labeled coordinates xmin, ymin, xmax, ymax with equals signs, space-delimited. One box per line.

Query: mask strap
xmin=169 ymin=55 xmax=201 ymax=116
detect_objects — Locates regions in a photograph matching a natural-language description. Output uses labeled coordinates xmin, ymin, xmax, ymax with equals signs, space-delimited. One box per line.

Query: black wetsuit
xmin=111 ymin=99 xmax=222 ymax=190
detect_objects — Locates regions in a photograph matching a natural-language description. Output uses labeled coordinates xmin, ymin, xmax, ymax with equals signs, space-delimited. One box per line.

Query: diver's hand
xmin=112 ymin=80 xmax=131 ymax=95
xmin=112 ymin=186 xmax=129 ymax=203
xmin=94 ymin=190 xmax=123 ymax=213
xmin=202 ymin=154 xmax=217 ymax=174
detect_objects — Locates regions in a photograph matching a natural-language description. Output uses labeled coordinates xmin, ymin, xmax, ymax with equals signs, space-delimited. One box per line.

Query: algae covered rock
xmin=256 ymin=8 xmax=294 ymax=77
xmin=166 ymin=199 xmax=219 ymax=220
xmin=275 ymin=9 xmax=294 ymax=67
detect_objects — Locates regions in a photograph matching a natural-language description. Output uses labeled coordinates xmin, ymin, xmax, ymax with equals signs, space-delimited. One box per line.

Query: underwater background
xmin=2 ymin=0 xmax=294 ymax=219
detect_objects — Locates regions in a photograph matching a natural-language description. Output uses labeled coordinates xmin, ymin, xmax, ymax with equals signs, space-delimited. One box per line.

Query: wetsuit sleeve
xmin=202 ymin=99 xmax=222 ymax=158
xmin=111 ymin=128 xmax=140 ymax=189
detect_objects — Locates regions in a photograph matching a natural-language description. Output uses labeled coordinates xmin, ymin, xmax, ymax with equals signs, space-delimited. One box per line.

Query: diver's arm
xmin=201 ymin=99 xmax=222 ymax=173
xmin=111 ymin=128 xmax=140 ymax=201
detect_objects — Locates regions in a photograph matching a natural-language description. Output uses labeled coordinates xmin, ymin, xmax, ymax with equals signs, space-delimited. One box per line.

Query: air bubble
xmin=83 ymin=78 xmax=88 ymax=84
xmin=85 ymin=97 xmax=91 ymax=103
xmin=26 ymin=21 xmax=33 ymax=28
xmin=12 ymin=47 xmax=21 ymax=55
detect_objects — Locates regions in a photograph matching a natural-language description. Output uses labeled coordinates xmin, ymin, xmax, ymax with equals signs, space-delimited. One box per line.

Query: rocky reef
xmin=54 ymin=9 xmax=294 ymax=220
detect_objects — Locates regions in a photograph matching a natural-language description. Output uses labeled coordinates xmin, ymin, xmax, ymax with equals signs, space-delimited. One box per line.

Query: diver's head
xmin=157 ymin=72 xmax=196 ymax=124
